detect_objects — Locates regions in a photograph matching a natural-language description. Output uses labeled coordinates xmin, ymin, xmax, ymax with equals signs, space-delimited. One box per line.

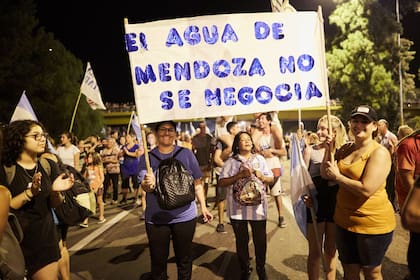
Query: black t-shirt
xmin=0 ymin=158 xmax=61 ymax=275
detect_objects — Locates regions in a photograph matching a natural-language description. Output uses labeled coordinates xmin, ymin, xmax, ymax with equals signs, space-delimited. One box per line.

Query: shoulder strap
xmin=172 ymin=147 xmax=184 ymax=159
xmin=150 ymin=152 xmax=162 ymax=162
xmin=39 ymin=158 xmax=51 ymax=177
xmin=150 ymin=147 xmax=185 ymax=162
xmin=232 ymin=155 xmax=243 ymax=163
xmin=361 ymin=141 xmax=381 ymax=161
xmin=4 ymin=165 xmax=16 ymax=185
xmin=3 ymin=158 xmax=51 ymax=185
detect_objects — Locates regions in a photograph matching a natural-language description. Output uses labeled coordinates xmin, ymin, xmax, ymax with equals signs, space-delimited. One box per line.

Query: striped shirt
xmin=220 ymin=153 xmax=273 ymax=221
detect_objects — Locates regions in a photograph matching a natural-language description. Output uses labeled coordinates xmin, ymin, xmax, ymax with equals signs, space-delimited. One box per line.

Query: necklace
xmin=21 ymin=162 xmax=38 ymax=180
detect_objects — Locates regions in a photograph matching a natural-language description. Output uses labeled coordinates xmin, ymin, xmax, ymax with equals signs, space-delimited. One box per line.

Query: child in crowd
xmin=80 ymin=152 xmax=105 ymax=227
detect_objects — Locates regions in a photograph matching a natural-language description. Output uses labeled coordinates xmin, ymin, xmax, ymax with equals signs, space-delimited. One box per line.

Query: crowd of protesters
xmin=0 ymin=106 xmax=419 ymax=279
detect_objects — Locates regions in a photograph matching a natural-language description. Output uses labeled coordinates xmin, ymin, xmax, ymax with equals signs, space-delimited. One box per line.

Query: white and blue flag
xmin=290 ymin=133 xmax=317 ymax=237
xmin=130 ymin=113 xmax=142 ymax=141
xmin=10 ymin=91 xmax=57 ymax=153
xmin=10 ymin=91 xmax=38 ymax=122
xmin=80 ymin=62 xmax=106 ymax=110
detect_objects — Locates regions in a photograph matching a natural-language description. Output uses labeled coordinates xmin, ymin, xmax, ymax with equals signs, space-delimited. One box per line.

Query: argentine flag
xmin=10 ymin=91 xmax=57 ymax=153
xmin=131 ymin=113 xmax=142 ymax=142
xmin=290 ymin=133 xmax=317 ymax=237
xmin=10 ymin=91 xmax=38 ymax=122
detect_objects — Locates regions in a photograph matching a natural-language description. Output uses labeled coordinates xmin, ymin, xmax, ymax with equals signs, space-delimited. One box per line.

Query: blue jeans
xmin=145 ymin=218 xmax=196 ymax=280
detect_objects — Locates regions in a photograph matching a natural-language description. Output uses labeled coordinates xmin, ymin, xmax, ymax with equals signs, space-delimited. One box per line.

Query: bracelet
xmin=24 ymin=189 xmax=32 ymax=201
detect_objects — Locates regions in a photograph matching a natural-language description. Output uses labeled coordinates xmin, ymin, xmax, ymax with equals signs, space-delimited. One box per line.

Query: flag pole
xmin=127 ymin=111 xmax=135 ymax=134
xmin=124 ymin=17 xmax=151 ymax=174
xmin=140 ymin=124 xmax=151 ymax=174
xmin=270 ymin=7 xmax=325 ymax=273
xmin=308 ymin=197 xmax=327 ymax=276
xmin=317 ymin=5 xmax=330 ymax=277
xmin=318 ymin=5 xmax=334 ymax=161
xmin=69 ymin=92 xmax=82 ymax=133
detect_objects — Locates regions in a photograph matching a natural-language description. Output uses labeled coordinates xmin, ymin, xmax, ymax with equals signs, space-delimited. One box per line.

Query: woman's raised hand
xmin=52 ymin=173 xmax=74 ymax=192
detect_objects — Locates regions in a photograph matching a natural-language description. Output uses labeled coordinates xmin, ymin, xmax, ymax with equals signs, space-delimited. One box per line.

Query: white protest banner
xmin=125 ymin=12 xmax=328 ymax=124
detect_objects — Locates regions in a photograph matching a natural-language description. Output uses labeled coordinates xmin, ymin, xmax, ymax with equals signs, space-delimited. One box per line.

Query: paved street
xmin=66 ymin=160 xmax=410 ymax=280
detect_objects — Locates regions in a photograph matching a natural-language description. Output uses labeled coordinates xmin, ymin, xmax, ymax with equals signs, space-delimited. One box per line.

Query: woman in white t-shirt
xmin=56 ymin=132 xmax=80 ymax=168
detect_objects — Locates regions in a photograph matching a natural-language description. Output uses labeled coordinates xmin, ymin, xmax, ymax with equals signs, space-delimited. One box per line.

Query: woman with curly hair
xmin=0 ymin=120 xmax=73 ymax=280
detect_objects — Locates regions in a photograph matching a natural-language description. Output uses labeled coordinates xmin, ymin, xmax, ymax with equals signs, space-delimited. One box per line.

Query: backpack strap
xmin=232 ymin=154 xmax=256 ymax=164
xmin=232 ymin=155 xmax=243 ymax=163
xmin=39 ymin=158 xmax=51 ymax=177
xmin=150 ymin=147 xmax=185 ymax=162
xmin=149 ymin=152 xmax=162 ymax=162
xmin=172 ymin=147 xmax=184 ymax=159
xmin=3 ymin=158 xmax=51 ymax=186
xmin=4 ymin=165 xmax=16 ymax=186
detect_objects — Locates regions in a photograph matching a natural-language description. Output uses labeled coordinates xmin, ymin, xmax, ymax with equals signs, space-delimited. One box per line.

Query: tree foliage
xmin=0 ymin=0 xmax=104 ymax=142
xmin=326 ymin=0 xmax=417 ymax=129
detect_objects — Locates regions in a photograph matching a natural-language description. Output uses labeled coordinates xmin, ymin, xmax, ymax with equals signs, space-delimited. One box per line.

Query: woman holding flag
xmin=302 ymin=115 xmax=348 ymax=280
xmin=139 ymin=120 xmax=213 ymax=280
xmin=118 ymin=132 xmax=142 ymax=204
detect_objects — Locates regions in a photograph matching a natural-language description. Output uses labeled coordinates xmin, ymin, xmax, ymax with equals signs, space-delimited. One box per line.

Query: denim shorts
xmin=336 ymin=225 xmax=393 ymax=267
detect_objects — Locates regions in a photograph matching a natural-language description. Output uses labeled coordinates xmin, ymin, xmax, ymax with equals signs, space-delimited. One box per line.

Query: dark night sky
xmin=35 ymin=0 xmax=419 ymax=103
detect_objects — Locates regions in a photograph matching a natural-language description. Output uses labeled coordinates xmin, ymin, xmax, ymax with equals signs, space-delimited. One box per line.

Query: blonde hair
xmin=318 ymin=115 xmax=348 ymax=150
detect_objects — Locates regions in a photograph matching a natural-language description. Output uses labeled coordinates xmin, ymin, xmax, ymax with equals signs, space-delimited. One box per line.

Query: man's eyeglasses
xmin=158 ymin=127 xmax=176 ymax=134
xmin=26 ymin=132 xmax=48 ymax=141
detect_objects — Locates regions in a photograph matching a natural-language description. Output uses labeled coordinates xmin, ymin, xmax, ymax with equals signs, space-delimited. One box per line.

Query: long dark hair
xmin=231 ymin=131 xmax=256 ymax=156
xmin=1 ymin=120 xmax=46 ymax=166
xmin=61 ymin=131 xmax=77 ymax=145
xmin=87 ymin=152 xmax=102 ymax=166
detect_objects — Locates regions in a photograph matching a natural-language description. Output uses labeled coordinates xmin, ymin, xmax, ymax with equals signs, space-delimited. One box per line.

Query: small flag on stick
xmin=131 ymin=113 xmax=142 ymax=141
xmin=80 ymin=62 xmax=106 ymax=110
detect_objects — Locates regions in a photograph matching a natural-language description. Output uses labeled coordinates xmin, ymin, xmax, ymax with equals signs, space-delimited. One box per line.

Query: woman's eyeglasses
xmin=25 ymin=132 xmax=48 ymax=141
xmin=158 ymin=127 xmax=176 ymax=134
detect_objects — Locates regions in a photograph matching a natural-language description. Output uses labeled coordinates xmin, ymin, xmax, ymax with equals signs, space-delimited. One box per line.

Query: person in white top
xmin=252 ymin=113 xmax=287 ymax=228
xmin=377 ymin=119 xmax=398 ymax=155
xmin=377 ymin=119 xmax=399 ymax=209
xmin=56 ymin=132 xmax=80 ymax=168
xmin=214 ymin=116 xmax=233 ymax=139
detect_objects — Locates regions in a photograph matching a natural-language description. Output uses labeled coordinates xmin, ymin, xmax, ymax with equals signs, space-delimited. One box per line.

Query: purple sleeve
xmin=179 ymin=148 xmax=202 ymax=180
